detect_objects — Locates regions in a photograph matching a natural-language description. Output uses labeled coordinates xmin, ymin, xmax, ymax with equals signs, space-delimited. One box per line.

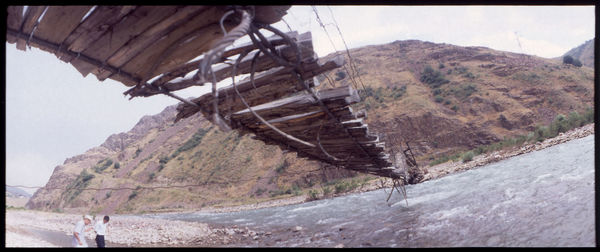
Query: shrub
xmin=134 ymin=148 xmax=142 ymax=158
xmin=434 ymin=95 xmax=444 ymax=103
xmin=461 ymin=151 xmax=475 ymax=162
xmin=562 ymin=55 xmax=574 ymax=65
xmin=114 ymin=162 xmax=120 ymax=169
xmin=93 ymin=159 xmax=113 ymax=173
xmin=128 ymin=191 xmax=138 ymax=200
xmin=322 ymin=186 xmax=332 ymax=196
xmin=563 ymin=55 xmax=582 ymax=67
xmin=308 ymin=189 xmax=320 ymax=201
xmin=335 ymin=71 xmax=346 ymax=81
xmin=148 ymin=172 xmax=155 ymax=181
xmin=420 ymin=65 xmax=450 ymax=89
xmin=275 ymin=160 xmax=289 ymax=173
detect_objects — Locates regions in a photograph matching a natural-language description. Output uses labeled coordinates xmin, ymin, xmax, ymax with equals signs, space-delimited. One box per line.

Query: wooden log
xmin=16 ymin=6 xmax=46 ymax=51
xmin=6 ymin=6 xmax=24 ymax=44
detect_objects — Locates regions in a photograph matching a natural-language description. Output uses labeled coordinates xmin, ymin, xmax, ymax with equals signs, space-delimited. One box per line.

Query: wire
xmin=311 ymin=6 xmax=362 ymax=94
xmin=326 ymin=6 xmax=367 ymax=93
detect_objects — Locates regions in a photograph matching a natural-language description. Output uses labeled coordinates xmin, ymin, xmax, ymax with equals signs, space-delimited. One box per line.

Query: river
xmin=145 ymin=134 xmax=595 ymax=247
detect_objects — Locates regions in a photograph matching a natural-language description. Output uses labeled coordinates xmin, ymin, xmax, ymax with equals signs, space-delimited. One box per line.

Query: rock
xmin=335 ymin=243 xmax=344 ymax=248
xmin=226 ymin=229 xmax=235 ymax=236
xmin=293 ymin=226 xmax=303 ymax=232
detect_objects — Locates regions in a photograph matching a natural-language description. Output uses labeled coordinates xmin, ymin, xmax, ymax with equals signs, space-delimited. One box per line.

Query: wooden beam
xmin=16 ymin=6 xmax=46 ymax=51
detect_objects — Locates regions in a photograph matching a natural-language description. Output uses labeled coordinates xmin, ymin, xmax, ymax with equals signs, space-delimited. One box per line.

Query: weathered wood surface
xmin=16 ymin=6 xmax=47 ymax=51
xmin=173 ymin=54 xmax=344 ymax=121
xmin=6 ymin=6 xmax=24 ymax=44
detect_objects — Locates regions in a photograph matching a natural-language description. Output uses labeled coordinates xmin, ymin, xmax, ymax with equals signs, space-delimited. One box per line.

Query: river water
xmin=147 ymin=135 xmax=595 ymax=247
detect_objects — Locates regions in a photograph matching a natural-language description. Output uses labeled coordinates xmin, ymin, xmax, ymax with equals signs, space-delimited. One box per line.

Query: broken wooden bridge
xmin=6 ymin=5 xmax=404 ymax=179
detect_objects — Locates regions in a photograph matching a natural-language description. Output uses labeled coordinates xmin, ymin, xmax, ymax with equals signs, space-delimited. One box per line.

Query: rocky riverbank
xmin=4 ymin=209 xmax=272 ymax=247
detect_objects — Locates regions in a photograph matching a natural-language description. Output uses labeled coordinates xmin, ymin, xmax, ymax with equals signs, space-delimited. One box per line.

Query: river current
xmin=147 ymin=135 xmax=595 ymax=247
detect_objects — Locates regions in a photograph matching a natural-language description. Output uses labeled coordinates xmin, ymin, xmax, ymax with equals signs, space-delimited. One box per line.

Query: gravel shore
xmin=5 ymin=209 xmax=268 ymax=247
xmin=6 ymin=123 xmax=593 ymax=247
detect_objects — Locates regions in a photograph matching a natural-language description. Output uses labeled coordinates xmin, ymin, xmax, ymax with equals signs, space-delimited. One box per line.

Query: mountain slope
xmin=561 ymin=39 xmax=594 ymax=68
xmin=320 ymin=40 xmax=593 ymax=162
xmin=28 ymin=39 xmax=594 ymax=214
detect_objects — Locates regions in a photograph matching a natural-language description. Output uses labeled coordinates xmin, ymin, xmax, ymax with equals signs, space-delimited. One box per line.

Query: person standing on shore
xmin=72 ymin=215 xmax=93 ymax=247
xmin=94 ymin=216 xmax=110 ymax=248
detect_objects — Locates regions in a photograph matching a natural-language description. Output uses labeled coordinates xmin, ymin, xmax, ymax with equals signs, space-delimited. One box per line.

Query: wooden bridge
xmin=6 ymin=5 xmax=405 ymax=179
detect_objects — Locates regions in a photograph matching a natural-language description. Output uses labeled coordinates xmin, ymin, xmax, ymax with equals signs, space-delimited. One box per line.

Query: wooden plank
xmin=34 ymin=6 xmax=93 ymax=44
xmin=16 ymin=6 xmax=46 ymax=50
xmin=67 ymin=6 xmax=138 ymax=77
xmin=148 ymin=31 xmax=300 ymax=88
xmin=118 ymin=6 xmax=227 ymax=81
xmin=204 ymin=32 xmax=314 ymax=85
xmin=66 ymin=6 xmax=137 ymax=53
xmin=6 ymin=6 xmax=24 ymax=43
xmin=104 ymin=6 xmax=209 ymax=74
xmin=77 ymin=5 xmax=180 ymax=78
xmin=174 ymin=55 xmax=344 ymax=121
xmin=232 ymin=85 xmax=359 ymax=122
xmin=6 ymin=27 xmax=143 ymax=86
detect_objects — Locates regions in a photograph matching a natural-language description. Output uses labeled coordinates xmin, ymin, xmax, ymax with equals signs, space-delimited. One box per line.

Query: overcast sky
xmin=5 ymin=5 xmax=595 ymax=194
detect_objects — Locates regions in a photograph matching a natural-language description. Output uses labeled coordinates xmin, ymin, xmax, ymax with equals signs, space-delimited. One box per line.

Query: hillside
xmin=561 ymin=39 xmax=594 ymax=68
xmin=27 ymin=39 xmax=594 ymax=214
xmin=319 ymin=40 xmax=594 ymax=163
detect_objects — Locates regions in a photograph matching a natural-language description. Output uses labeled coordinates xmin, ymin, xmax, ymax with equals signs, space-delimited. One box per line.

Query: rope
xmin=311 ymin=6 xmax=361 ymax=94
xmin=326 ymin=6 xmax=368 ymax=93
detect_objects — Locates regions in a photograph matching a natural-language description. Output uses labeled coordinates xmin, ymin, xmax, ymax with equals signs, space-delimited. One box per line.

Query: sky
xmin=5 ymin=5 xmax=595 ymax=194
